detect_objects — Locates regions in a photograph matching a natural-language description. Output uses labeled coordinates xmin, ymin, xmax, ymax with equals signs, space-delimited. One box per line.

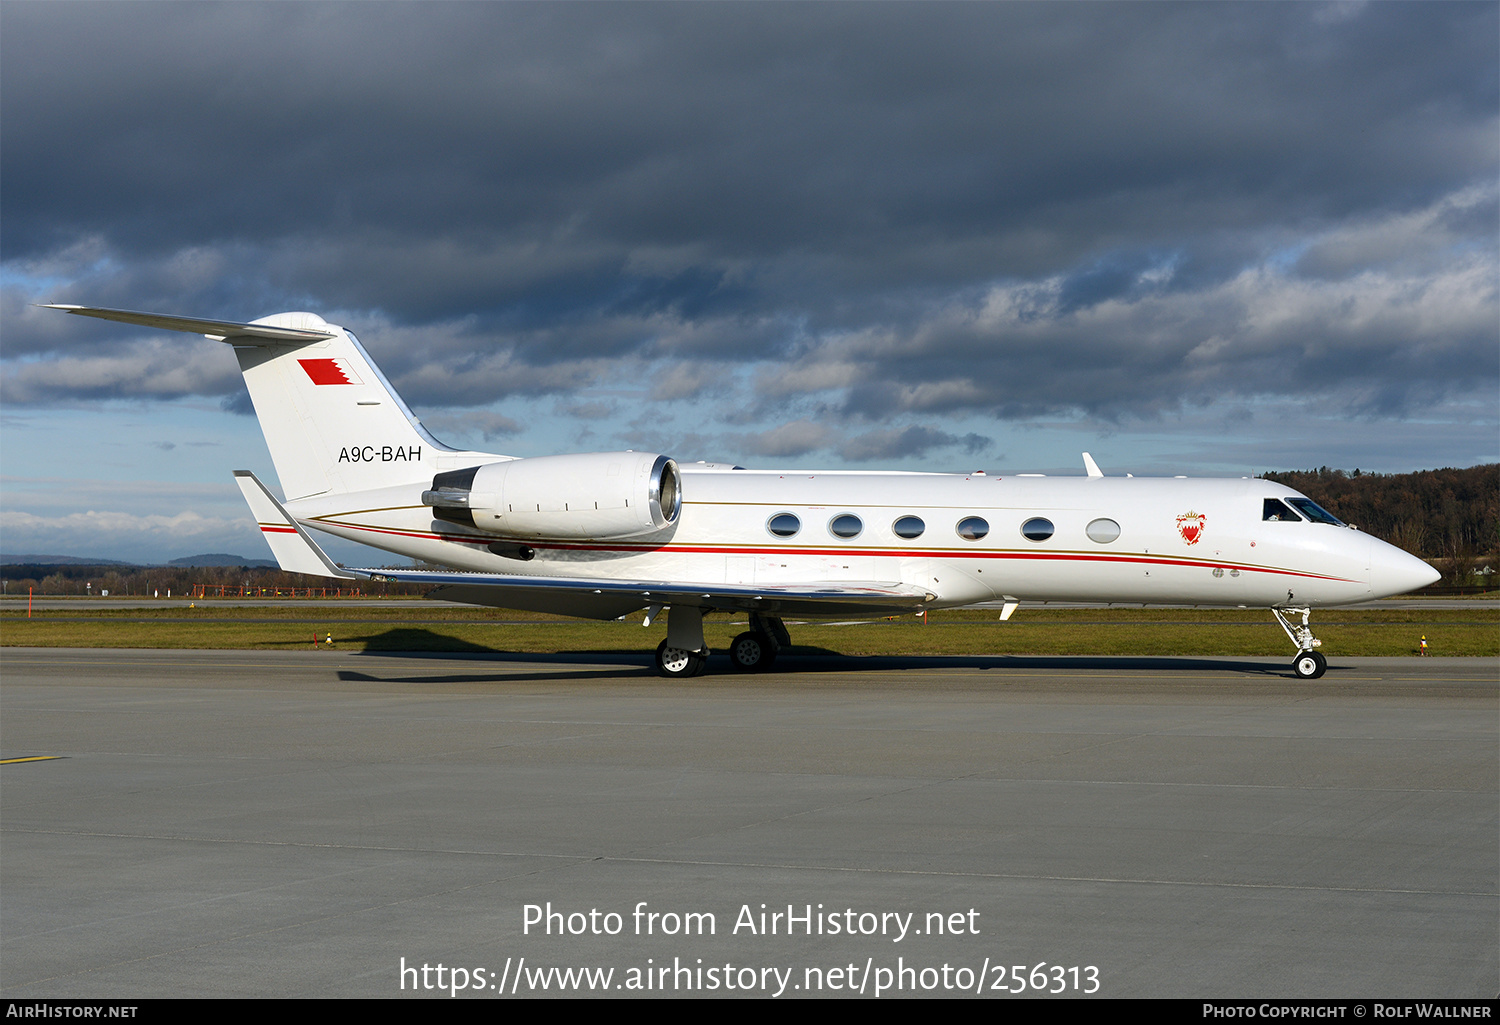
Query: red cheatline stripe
xmin=260 ymin=526 xmax=298 ymax=534
xmin=308 ymin=519 xmax=1356 ymax=583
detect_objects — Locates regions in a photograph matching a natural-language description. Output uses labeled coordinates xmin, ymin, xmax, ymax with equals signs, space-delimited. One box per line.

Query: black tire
xmin=728 ymin=631 xmax=776 ymax=673
xmin=1292 ymin=650 xmax=1327 ymax=679
xmin=655 ymin=639 xmax=707 ymax=678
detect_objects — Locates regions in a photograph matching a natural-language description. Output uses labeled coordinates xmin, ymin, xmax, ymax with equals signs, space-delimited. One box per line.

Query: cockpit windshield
xmin=1263 ymin=498 xmax=1302 ymax=522
xmin=1285 ymin=497 xmax=1345 ymax=526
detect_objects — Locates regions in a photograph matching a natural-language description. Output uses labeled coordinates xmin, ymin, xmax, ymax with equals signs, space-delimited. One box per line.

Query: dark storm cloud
xmin=2 ymin=2 xmax=1495 ymax=426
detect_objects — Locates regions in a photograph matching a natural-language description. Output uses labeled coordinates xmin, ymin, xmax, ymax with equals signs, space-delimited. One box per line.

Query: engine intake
xmin=422 ymin=452 xmax=680 ymax=541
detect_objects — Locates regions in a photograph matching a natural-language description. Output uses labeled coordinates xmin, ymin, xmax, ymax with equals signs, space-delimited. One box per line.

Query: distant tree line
xmin=1261 ymin=464 xmax=1497 ymax=585
xmin=0 ymin=562 xmax=431 ymax=597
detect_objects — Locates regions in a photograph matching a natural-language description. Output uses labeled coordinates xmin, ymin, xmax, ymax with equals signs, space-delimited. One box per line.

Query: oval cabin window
xmin=892 ymin=515 xmax=926 ymax=539
xmin=1085 ymin=518 xmax=1121 ymax=543
xmin=956 ymin=516 xmax=990 ymax=541
xmin=767 ymin=512 xmax=801 ymax=538
xmin=1021 ymin=517 xmax=1055 ymax=542
xmin=829 ymin=514 xmax=863 ymax=539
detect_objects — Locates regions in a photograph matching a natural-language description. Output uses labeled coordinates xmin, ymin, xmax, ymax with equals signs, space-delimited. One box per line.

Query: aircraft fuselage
xmin=288 ymin=468 xmax=1427 ymax=611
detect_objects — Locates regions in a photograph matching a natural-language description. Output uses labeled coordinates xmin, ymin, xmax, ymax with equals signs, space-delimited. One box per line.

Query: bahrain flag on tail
xmin=298 ymin=358 xmax=362 ymax=385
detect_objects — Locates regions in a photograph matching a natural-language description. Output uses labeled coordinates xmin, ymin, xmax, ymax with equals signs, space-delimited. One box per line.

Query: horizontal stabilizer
xmin=233 ymin=471 xmax=358 ymax=579
xmin=37 ymin=305 xmax=336 ymax=344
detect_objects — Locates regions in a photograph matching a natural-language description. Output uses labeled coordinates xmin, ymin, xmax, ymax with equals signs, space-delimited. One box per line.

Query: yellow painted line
xmin=1 ymin=756 xmax=63 ymax=764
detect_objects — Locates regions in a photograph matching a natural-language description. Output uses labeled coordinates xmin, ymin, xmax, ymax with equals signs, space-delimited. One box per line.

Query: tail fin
xmin=231 ymin=312 xmax=449 ymax=499
xmin=41 ymin=305 xmax=465 ymax=500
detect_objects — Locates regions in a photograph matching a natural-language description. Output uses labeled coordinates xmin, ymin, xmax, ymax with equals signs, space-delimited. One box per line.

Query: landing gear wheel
xmin=728 ymin=631 xmax=777 ymax=673
xmin=1292 ymin=650 xmax=1327 ymax=679
xmin=655 ymin=639 xmax=707 ymax=678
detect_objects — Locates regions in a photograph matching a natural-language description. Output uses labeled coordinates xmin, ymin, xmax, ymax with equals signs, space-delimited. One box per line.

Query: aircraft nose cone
xmin=1368 ymin=538 xmax=1440 ymax=598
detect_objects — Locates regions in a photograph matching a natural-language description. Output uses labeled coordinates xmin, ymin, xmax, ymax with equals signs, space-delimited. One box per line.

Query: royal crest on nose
xmin=1176 ymin=510 xmax=1206 ymax=545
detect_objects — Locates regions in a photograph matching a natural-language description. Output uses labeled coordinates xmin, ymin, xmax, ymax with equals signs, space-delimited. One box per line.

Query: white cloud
xmin=741 ymin=420 xmax=835 ymax=458
xmin=0 ymin=339 xmax=241 ymax=403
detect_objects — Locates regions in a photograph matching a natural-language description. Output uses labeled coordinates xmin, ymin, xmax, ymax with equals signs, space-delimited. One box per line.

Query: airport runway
xmin=2 ymin=648 xmax=1495 ymax=998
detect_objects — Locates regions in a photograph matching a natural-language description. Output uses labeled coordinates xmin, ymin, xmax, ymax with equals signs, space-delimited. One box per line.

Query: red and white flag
xmin=298 ymin=358 xmax=362 ymax=385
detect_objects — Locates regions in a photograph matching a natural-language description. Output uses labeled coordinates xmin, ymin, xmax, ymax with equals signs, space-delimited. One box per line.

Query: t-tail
xmin=39 ymin=305 xmax=487 ymax=500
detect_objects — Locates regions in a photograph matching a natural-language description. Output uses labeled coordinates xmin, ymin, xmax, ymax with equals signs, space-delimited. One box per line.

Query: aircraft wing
xmin=365 ymin=569 xmax=937 ymax=620
xmin=234 ymin=468 xmax=933 ymax=619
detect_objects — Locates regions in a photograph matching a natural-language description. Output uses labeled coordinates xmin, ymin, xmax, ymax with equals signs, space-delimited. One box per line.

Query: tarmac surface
xmin=1 ymin=648 xmax=1495 ymax=999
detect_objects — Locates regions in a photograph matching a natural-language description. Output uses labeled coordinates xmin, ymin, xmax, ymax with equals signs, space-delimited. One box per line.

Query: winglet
xmin=233 ymin=471 xmax=358 ymax=579
xmin=1082 ymin=452 xmax=1103 ymax=478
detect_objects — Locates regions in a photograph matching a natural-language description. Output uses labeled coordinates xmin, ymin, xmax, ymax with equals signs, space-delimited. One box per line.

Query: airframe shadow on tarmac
xmin=334 ymin=647 xmax=1307 ymax=685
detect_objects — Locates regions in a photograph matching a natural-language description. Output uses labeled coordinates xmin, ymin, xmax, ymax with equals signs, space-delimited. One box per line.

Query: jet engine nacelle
xmin=423 ymin=452 xmax=681 ymax=541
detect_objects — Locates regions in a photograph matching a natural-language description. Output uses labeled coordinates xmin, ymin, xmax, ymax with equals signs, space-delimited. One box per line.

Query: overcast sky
xmin=2 ymin=2 xmax=1496 ymax=564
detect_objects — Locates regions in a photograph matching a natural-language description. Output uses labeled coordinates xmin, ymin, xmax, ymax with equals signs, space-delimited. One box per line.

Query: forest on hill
xmin=0 ymin=561 xmax=428 ymax=598
xmin=1262 ymin=464 xmax=1497 ymax=581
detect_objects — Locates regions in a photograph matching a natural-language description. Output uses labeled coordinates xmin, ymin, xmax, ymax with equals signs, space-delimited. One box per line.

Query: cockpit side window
xmin=1263 ymin=498 xmax=1302 ymax=522
xmin=1286 ymin=497 xmax=1345 ymax=526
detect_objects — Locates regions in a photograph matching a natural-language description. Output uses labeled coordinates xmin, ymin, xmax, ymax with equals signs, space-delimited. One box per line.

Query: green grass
xmin=2 ymin=605 xmax=1494 ymax=657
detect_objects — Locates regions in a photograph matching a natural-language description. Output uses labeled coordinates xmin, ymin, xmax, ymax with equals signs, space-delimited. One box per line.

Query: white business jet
xmin=43 ymin=305 xmax=1440 ymax=678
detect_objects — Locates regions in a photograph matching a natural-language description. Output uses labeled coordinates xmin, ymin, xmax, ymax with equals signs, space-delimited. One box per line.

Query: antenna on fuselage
xmin=1082 ymin=452 xmax=1103 ymax=478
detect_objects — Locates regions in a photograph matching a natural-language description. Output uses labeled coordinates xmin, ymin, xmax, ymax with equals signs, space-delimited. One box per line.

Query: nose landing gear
xmin=1273 ymin=606 xmax=1327 ymax=679
xmin=1292 ymin=648 xmax=1327 ymax=679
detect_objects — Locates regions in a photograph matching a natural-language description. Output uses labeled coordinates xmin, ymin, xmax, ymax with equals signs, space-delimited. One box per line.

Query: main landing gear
xmin=1272 ymin=606 xmax=1327 ymax=679
xmin=652 ymin=608 xmax=790 ymax=677
xmin=654 ymin=639 xmax=708 ymax=678
xmin=653 ymin=605 xmax=710 ymax=678
xmin=727 ymin=631 xmax=772 ymax=672
xmin=727 ymin=615 xmax=791 ymax=673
